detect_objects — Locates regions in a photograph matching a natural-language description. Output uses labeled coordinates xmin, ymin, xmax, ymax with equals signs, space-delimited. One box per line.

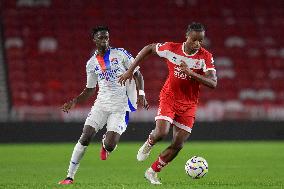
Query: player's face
xmin=185 ymin=31 xmax=205 ymax=52
xmin=93 ymin=31 xmax=110 ymax=50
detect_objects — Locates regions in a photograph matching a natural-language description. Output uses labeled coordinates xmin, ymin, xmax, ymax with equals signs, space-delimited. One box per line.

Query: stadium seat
xmin=2 ymin=0 xmax=284 ymax=109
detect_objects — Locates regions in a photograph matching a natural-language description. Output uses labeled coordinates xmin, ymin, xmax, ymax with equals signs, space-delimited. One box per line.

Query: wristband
xmin=138 ymin=90 xmax=145 ymax=96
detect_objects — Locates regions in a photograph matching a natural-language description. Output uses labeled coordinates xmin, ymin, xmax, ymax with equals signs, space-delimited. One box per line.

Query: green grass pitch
xmin=0 ymin=141 xmax=283 ymax=189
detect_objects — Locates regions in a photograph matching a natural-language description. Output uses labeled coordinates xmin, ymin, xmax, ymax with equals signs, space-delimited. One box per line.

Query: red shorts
xmin=155 ymin=98 xmax=197 ymax=133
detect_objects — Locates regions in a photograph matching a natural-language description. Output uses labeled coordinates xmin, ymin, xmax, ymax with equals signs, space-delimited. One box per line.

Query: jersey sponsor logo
xmin=174 ymin=66 xmax=188 ymax=80
xmin=111 ymin=58 xmax=118 ymax=65
xmin=98 ymin=67 xmax=120 ymax=81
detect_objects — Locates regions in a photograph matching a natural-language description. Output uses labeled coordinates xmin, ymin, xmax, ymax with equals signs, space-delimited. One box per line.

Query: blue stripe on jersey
xmin=103 ymin=49 xmax=111 ymax=70
xmin=128 ymin=98 xmax=136 ymax=112
xmin=125 ymin=111 xmax=130 ymax=125
xmin=114 ymin=48 xmax=133 ymax=60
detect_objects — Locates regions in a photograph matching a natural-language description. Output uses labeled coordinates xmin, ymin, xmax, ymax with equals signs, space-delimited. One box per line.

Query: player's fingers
xmin=118 ymin=76 xmax=124 ymax=85
xmin=143 ymin=100 xmax=149 ymax=110
xmin=61 ymin=106 xmax=67 ymax=111
xmin=122 ymin=79 xmax=126 ymax=86
xmin=121 ymin=79 xmax=126 ymax=86
xmin=145 ymin=104 xmax=150 ymax=110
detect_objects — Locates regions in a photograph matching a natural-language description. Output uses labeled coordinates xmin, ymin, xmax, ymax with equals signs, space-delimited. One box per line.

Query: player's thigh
xmin=152 ymin=119 xmax=171 ymax=138
xmin=84 ymin=105 xmax=109 ymax=131
xmin=155 ymin=98 xmax=175 ymax=124
xmin=105 ymin=131 xmax=121 ymax=146
xmin=153 ymin=98 xmax=175 ymax=137
xmin=173 ymin=114 xmax=195 ymax=133
xmin=106 ymin=111 xmax=129 ymax=135
xmin=79 ymin=125 xmax=97 ymax=144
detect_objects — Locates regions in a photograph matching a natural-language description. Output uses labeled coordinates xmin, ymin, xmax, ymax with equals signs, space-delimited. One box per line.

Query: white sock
xmin=66 ymin=142 xmax=87 ymax=179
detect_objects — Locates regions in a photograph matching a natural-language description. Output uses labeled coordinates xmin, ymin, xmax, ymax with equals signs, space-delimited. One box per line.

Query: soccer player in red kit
xmin=119 ymin=23 xmax=217 ymax=184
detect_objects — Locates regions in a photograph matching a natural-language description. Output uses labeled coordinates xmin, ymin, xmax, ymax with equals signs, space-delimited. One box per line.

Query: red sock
xmin=151 ymin=156 xmax=168 ymax=172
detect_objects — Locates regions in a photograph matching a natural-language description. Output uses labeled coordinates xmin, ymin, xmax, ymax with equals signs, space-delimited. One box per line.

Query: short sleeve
xmin=120 ymin=48 xmax=140 ymax=73
xmin=155 ymin=42 xmax=171 ymax=58
xmin=86 ymin=58 xmax=98 ymax=88
xmin=202 ymin=53 xmax=216 ymax=73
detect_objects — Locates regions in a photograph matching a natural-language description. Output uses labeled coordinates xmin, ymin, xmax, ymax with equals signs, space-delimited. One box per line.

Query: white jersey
xmin=86 ymin=47 xmax=139 ymax=112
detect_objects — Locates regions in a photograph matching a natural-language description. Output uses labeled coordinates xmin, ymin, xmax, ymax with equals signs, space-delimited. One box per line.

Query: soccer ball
xmin=185 ymin=156 xmax=208 ymax=179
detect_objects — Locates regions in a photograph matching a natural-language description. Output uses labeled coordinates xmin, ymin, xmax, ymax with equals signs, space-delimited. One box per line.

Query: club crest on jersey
xmin=111 ymin=58 xmax=118 ymax=65
xmin=180 ymin=59 xmax=204 ymax=69
xmin=192 ymin=60 xmax=201 ymax=69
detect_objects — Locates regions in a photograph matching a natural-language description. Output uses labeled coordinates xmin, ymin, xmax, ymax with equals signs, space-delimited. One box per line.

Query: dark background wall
xmin=0 ymin=121 xmax=283 ymax=143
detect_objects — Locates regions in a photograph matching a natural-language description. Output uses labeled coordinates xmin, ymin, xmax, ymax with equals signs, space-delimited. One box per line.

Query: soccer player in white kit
xmin=58 ymin=26 xmax=149 ymax=185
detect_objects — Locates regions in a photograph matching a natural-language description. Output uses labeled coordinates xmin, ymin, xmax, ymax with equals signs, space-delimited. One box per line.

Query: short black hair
xmin=186 ymin=22 xmax=205 ymax=34
xmin=92 ymin=26 xmax=109 ymax=38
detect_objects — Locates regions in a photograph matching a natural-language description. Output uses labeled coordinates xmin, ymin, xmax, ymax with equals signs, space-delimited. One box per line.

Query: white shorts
xmin=84 ymin=105 xmax=130 ymax=135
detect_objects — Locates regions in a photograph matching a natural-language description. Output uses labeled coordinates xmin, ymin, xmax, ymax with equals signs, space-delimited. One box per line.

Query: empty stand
xmin=1 ymin=0 xmax=284 ymax=110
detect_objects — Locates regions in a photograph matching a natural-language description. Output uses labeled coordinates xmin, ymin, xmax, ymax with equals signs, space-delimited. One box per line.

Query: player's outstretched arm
xmin=118 ymin=43 xmax=157 ymax=85
xmin=61 ymin=87 xmax=96 ymax=113
xmin=180 ymin=62 xmax=217 ymax=89
xmin=133 ymin=70 xmax=150 ymax=110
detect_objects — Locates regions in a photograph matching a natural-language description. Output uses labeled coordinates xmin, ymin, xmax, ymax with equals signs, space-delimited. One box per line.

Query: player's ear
xmin=186 ymin=31 xmax=190 ymax=38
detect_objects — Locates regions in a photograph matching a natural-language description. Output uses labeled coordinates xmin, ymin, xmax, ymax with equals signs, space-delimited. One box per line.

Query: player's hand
xmin=137 ymin=95 xmax=150 ymax=110
xmin=180 ymin=61 xmax=189 ymax=72
xmin=180 ymin=61 xmax=193 ymax=75
xmin=118 ymin=70 xmax=134 ymax=86
xmin=61 ymin=100 xmax=76 ymax=113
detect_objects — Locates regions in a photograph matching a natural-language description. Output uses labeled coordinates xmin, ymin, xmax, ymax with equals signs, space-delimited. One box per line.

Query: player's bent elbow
xmin=146 ymin=43 xmax=157 ymax=54
xmin=205 ymin=81 xmax=217 ymax=89
xmin=210 ymin=81 xmax=217 ymax=89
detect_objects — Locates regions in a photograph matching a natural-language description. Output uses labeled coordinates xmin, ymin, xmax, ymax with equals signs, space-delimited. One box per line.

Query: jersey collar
xmin=94 ymin=47 xmax=111 ymax=56
xmin=182 ymin=42 xmax=199 ymax=56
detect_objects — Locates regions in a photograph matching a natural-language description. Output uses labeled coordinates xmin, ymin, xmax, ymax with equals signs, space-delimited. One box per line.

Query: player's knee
xmin=104 ymin=142 xmax=116 ymax=152
xmin=170 ymin=142 xmax=184 ymax=152
xmin=157 ymin=130 xmax=168 ymax=140
xmin=79 ymin=134 xmax=93 ymax=146
xmin=79 ymin=138 xmax=90 ymax=146
xmin=153 ymin=128 xmax=168 ymax=140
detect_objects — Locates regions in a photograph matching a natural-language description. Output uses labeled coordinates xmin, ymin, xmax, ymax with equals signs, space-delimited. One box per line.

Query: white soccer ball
xmin=185 ymin=156 xmax=208 ymax=179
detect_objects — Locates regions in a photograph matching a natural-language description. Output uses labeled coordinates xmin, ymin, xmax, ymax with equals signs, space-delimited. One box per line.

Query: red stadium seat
xmin=2 ymin=0 xmax=283 ymax=107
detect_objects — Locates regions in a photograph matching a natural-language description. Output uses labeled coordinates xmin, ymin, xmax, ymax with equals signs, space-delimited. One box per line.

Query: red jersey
xmin=156 ymin=42 xmax=215 ymax=110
